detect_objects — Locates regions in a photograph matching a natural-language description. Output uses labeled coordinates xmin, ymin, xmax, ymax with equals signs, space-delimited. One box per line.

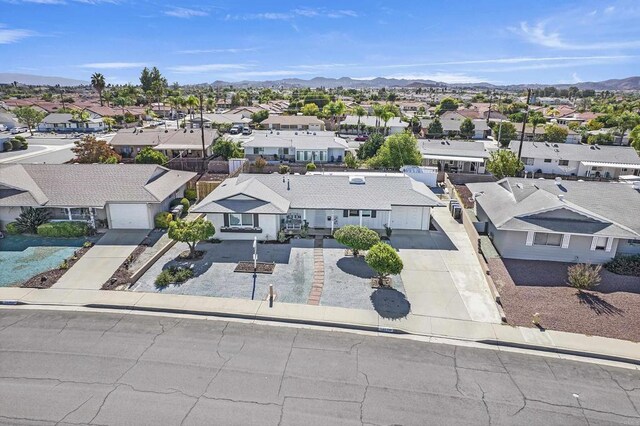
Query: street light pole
xmin=251 ymin=236 xmax=257 ymax=300
xmin=517 ymin=89 xmax=532 ymax=161
xmin=198 ymin=91 xmax=206 ymax=171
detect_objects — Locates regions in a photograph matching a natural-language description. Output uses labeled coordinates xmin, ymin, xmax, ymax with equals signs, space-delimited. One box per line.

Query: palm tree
xmin=352 ymin=105 xmax=367 ymax=134
xmin=528 ymin=114 xmax=546 ymax=140
xmin=372 ymin=103 xmax=385 ymax=133
xmin=381 ymin=110 xmax=395 ymax=136
xmin=91 ymin=73 xmax=106 ymax=106
xmin=167 ymin=96 xmax=182 ymax=127
xmin=186 ymin=95 xmax=199 ymax=122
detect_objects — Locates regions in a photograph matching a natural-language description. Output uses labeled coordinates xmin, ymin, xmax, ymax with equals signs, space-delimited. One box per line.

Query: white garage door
xmin=108 ymin=203 xmax=151 ymax=229
xmin=391 ymin=206 xmax=424 ymax=230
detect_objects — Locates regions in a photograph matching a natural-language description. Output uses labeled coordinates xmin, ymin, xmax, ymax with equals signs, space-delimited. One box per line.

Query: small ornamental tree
xmin=427 ymin=118 xmax=443 ymax=135
xmin=306 ymin=162 xmax=316 ymax=171
xmin=459 ymin=118 xmax=475 ymax=139
xmin=14 ymin=207 xmax=51 ymax=234
xmin=545 ymin=124 xmax=569 ymax=144
xmin=72 ymin=135 xmax=121 ymax=163
xmin=168 ymin=218 xmax=215 ymax=258
xmin=366 ymin=242 xmax=403 ymax=286
xmin=135 ymin=146 xmax=168 ymax=165
xmin=368 ymin=132 xmax=422 ymax=170
xmin=212 ymin=138 xmax=243 ymax=160
xmin=567 ymin=263 xmax=602 ymax=292
xmin=486 ymin=149 xmax=524 ymax=179
xmin=251 ymin=110 xmax=269 ymax=123
xmin=333 ymin=225 xmax=380 ymax=257
xmin=13 ymin=106 xmax=46 ymax=136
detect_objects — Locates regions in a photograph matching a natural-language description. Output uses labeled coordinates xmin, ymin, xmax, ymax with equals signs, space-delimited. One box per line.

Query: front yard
xmin=490 ymin=258 xmax=640 ymax=342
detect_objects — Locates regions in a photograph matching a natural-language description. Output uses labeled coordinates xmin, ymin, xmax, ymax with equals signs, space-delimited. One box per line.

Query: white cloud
xmin=175 ymin=47 xmax=258 ymax=54
xmin=572 ymin=72 xmax=583 ymax=83
xmin=168 ymin=63 xmax=250 ymax=73
xmin=516 ymin=21 xmax=640 ymax=50
xmin=226 ymin=8 xmax=358 ymax=21
xmin=164 ymin=7 xmax=208 ymax=18
xmin=0 ymin=26 xmax=35 ymax=44
xmin=604 ymin=6 xmax=615 ymax=14
xmin=79 ymin=62 xmax=146 ymax=69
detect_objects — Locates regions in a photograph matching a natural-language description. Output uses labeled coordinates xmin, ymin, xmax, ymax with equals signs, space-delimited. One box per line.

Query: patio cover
xmin=581 ymin=161 xmax=640 ymax=170
xmin=422 ymin=154 xmax=486 ymax=162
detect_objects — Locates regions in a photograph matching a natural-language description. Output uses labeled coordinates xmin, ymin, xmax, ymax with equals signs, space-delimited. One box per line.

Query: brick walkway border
xmin=307 ymin=238 xmax=324 ymax=305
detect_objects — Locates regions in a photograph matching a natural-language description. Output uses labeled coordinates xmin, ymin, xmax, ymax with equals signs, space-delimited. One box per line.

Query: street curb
xmin=5 ymin=299 xmax=637 ymax=367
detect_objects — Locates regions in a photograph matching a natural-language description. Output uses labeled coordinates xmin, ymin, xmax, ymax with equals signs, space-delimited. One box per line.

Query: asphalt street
xmin=0 ymin=309 xmax=639 ymax=425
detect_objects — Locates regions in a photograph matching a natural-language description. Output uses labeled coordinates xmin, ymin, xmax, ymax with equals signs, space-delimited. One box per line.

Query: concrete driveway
xmin=53 ymin=229 xmax=149 ymax=290
xmin=392 ymin=207 xmax=501 ymax=323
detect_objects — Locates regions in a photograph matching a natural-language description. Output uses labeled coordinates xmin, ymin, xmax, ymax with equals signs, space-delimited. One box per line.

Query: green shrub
xmin=306 ymin=162 xmax=317 ymax=171
xmin=334 ymin=225 xmax=380 ymax=256
xmin=154 ymin=212 xmax=173 ymax=229
xmin=5 ymin=222 xmax=20 ymax=234
xmin=366 ymin=242 xmax=404 ymax=285
xmin=184 ymin=188 xmax=197 ymax=202
xmin=179 ymin=197 xmax=190 ymax=211
xmin=37 ymin=221 xmax=88 ymax=237
xmin=10 ymin=138 xmax=23 ymax=150
xmin=15 ymin=207 xmax=51 ymax=233
xmin=278 ymin=165 xmax=290 ymax=174
xmin=155 ymin=266 xmax=194 ymax=287
xmin=605 ymin=255 xmax=640 ymax=277
xmin=2 ymin=141 xmax=11 ymax=152
xmin=567 ymin=263 xmax=602 ymax=291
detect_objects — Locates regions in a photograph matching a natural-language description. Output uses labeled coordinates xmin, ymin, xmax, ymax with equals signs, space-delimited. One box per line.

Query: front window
xmin=361 ymin=210 xmax=372 ymax=217
xmin=533 ymin=232 xmax=562 ymax=246
xmin=559 ymin=160 xmax=569 ymax=166
xmin=348 ymin=210 xmax=359 ymax=217
xmin=522 ymin=157 xmax=534 ymax=165
xmin=594 ymin=236 xmax=608 ymax=250
xmin=544 ymin=159 xmax=552 ymax=163
xmin=229 ymin=213 xmax=254 ymax=227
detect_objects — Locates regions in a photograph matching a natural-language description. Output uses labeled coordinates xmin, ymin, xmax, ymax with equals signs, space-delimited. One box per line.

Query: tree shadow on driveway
xmin=370 ymin=287 xmax=411 ymax=319
xmin=337 ymin=256 xmax=374 ymax=279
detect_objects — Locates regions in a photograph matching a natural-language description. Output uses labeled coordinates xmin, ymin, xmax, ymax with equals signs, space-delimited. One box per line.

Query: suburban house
xmin=467 ymin=178 xmax=640 ymax=263
xmin=192 ymin=173 xmax=444 ymax=240
xmin=239 ymin=130 xmax=348 ymax=163
xmin=37 ymin=113 xmax=105 ymax=133
xmin=418 ymin=139 xmax=492 ymax=173
xmin=0 ymin=164 xmax=195 ymax=230
xmin=187 ymin=113 xmax=251 ymax=129
xmin=515 ymin=124 xmax=581 ymax=144
xmin=110 ymin=128 xmax=219 ymax=159
xmin=421 ymin=117 xmax=491 ymax=139
xmin=226 ymin=106 xmax=266 ymax=119
xmin=509 ymin=141 xmax=640 ymax=178
xmin=261 ymin=115 xmax=325 ymax=131
xmin=339 ymin=115 xmax=407 ymax=135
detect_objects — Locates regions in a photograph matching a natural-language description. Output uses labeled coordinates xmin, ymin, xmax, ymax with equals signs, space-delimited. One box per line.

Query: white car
xmin=11 ymin=127 xmax=27 ymax=134
xmin=0 ymin=124 xmax=7 ymax=132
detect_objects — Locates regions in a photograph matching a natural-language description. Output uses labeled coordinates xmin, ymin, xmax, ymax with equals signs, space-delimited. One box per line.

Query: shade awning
xmin=581 ymin=161 xmax=640 ymax=170
xmin=422 ymin=154 xmax=486 ymax=162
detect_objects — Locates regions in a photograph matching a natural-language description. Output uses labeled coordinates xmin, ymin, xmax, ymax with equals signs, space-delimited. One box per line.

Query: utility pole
xmin=517 ymin=88 xmax=532 ymax=161
xmin=198 ymin=91 xmax=206 ymax=171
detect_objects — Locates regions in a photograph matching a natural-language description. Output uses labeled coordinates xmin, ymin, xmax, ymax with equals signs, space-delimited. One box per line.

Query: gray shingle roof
xmin=509 ymin=141 xmax=640 ymax=164
xmin=340 ymin=115 xmax=406 ymax=128
xmin=468 ymin=178 xmax=640 ymax=238
xmin=262 ymin=115 xmax=324 ymax=125
xmin=194 ymin=173 xmax=443 ymax=213
xmin=0 ymin=164 xmax=196 ymax=208
xmin=418 ymin=139 xmax=490 ymax=159
xmin=240 ymin=131 xmax=348 ymax=150
xmin=110 ymin=128 xmax=219 ymax=148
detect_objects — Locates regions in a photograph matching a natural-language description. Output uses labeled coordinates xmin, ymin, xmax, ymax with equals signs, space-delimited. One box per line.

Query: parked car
xmin=229 ymin=125 xmax=241 ymax=135
xmin=0 ymin=124 xmax=7 ymax=132
xmin=242 ymin=127 xmax=252 ymax=135
xmin=11 ymin=127 xmax=27 ymax=134
xmin=354 ymin=134 xmax=368 ymax=141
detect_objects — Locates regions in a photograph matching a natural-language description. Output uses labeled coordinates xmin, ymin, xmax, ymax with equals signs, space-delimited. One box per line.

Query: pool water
xmin=0 ymin=234 xmax=95 ymax=287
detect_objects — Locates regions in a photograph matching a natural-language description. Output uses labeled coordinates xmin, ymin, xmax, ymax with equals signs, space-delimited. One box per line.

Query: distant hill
xmin=0 ymin=73 xmax=87 ymax=87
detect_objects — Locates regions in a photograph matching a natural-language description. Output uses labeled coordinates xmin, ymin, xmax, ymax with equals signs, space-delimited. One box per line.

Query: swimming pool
xmin=0 ymin=234 xmax=94 ymax=287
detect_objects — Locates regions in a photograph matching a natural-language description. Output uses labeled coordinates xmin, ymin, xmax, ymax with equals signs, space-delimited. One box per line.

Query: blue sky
xmin=2 ymin=0 xmax=640 ymax=85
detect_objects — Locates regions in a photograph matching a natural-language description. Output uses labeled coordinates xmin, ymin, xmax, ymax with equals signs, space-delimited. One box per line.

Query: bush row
xmin=36 ymin=221 xmax=88 ymax=237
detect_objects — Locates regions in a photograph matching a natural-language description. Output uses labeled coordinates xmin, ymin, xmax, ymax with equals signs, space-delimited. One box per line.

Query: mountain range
xmin=2 ymin=73 xmax=640 ymax=91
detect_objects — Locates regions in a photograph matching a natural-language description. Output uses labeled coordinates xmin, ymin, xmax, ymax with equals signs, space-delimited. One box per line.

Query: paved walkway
xmin=53 ymin=230 xmax=148 ymax=290
xmin=1 ymin=286 xmax=639 ymax=367
xmin=392 ymin=207 xmax=501 ymax=323
xmin=307 ymin=238 xmax=324 ymax=305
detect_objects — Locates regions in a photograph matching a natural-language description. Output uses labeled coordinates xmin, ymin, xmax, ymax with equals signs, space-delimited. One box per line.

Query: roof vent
xmin=555 ymin=177 xmax=562 ymax=185
xmin=313 ymin=132 xmax=316 ymax=135
xmin=190 ymin=129 xmax=194 ymax=133
xmin=139 ymin=129 xmax=143 ymax=133
xmin=441 ymin=141 xmax=445 ymax=145
xmin=558 ymin=194 xmax=565 ymax=201
xmin=349 ymin=175 xmax=366 ymax=185
xmin=165 ymin=129 xmax=168 ymax=133
xmin=590 ymin=145 xmax=596 ymax=149
xmin=295 ymin=132 xmax=298 ymax=135
xmin=595 ymin=145 xmax=601 ymax=150
xmin=544 ymin=142 xmax=549 ymax=146
xmin=553 ymin=144 xmax=558 ymax=148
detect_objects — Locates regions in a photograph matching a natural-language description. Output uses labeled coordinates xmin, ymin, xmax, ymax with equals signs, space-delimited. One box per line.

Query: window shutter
xmin=605 ymin=237 xmax=613 ymax=252
xmin=561 ymin=234 xmax=570 ymax=249
xmin=343 ymin=210 xmax=348 ymax=217
xmin=525 ymin=231 xmax=534 ymax=246
xmin=371 ymin=210 xmax=376 ymax=218
xmin=253 ymin=214 xmax=259 ymax=228
xmin=223 ymin=214 xmax=229 ymax=227
xmin=590 ymin=236 xmax=598 ymax=251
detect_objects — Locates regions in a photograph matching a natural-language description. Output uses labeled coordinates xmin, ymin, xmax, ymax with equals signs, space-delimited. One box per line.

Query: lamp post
xmin=251 ymin=236 xmax=257 ymax=300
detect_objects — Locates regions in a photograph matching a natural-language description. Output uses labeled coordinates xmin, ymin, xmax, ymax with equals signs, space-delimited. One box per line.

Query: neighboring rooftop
xmin=418 ymin=139 xmax=491 ymax=160
xmin=509 ymin=141 xmax=640 ymax=165
xmin=262 ymin=115 xmax=324 ymax=126
xmin=110 ymin=127 xmax=219 ymax=148
xmin=238 ymin=130 xmax=348 ymax=150
xmin=340 ymin=115 xmax=406 ymax=128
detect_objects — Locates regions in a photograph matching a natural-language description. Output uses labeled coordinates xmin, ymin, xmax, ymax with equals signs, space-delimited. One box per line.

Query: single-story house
xmin=509 ymin=141 xmax=640 ymax=178
xmin=0 ymin=164 xmax=195 ymax=230
xmin=515 ymin=124 xmax=581 ymax=144
xmin=0 ymin=111 xmax=20 ymax=130
xmin=226 ymin=106 xmax=266 ymax=118
xmin=192 ymin=173 xmax=444 ymax=240
xmin=240 ymin=130 xmax=348 ymax=163
xmin=468 ymin=178 xmax=640 ymax=263
xmin=37 ymin=113 xmax=105 ymax=133
xmin=421 ymin=117 xmax=490 ymax=139
xmin=187 ymin=113 xmax=251 ymax=129
xmin=110 ymin=128 xmax=219 ymax=159
xmin=418 ymin=139 xmax=491 ymax=173
xmin=339 ymin=115 xmax=407 ymax=134
xmin=261 ymin=115 xmax=325 ymax=131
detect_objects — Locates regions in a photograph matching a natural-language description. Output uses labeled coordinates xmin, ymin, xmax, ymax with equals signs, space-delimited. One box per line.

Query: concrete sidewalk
xmin=53 ymin=230 xmax=148 ymax=290
xmin=1 ymin=286 xmax=638 ymax=366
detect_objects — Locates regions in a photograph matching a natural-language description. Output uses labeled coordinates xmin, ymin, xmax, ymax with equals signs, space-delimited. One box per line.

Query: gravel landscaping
xmin=489 ymin=258 xmax=640 ymax=342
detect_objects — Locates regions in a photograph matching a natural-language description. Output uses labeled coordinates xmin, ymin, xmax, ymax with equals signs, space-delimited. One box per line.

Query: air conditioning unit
xmin=348 ymin=175 xmax=366 ymax=184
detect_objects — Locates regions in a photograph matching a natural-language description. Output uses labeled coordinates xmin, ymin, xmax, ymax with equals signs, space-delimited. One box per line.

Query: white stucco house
xmin=192 ymin=173 xmax=444 ymax=240
xmin=468 ymin=178 xmax=640 ymax=263
xmin=339 ymin=115 xmax=408 ymax=134
xmin=37 ymin=113 xmax=105 ymax=133
xmin=510 ymin=141 xmax=640 ymax=178
xmin=261 ymin=115 xmax=325 ymax=131
xmin=418 ymin=139 xmax=492 ymax=174
xmin=238 ymin=130 xmax=348 ymax=163
xmin=0 ymin=164 xmax=195 ymax=230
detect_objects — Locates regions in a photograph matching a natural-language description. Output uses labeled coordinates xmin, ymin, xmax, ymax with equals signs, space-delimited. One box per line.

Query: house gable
xmin=523 ymin=207 xmax=605 ymax=223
